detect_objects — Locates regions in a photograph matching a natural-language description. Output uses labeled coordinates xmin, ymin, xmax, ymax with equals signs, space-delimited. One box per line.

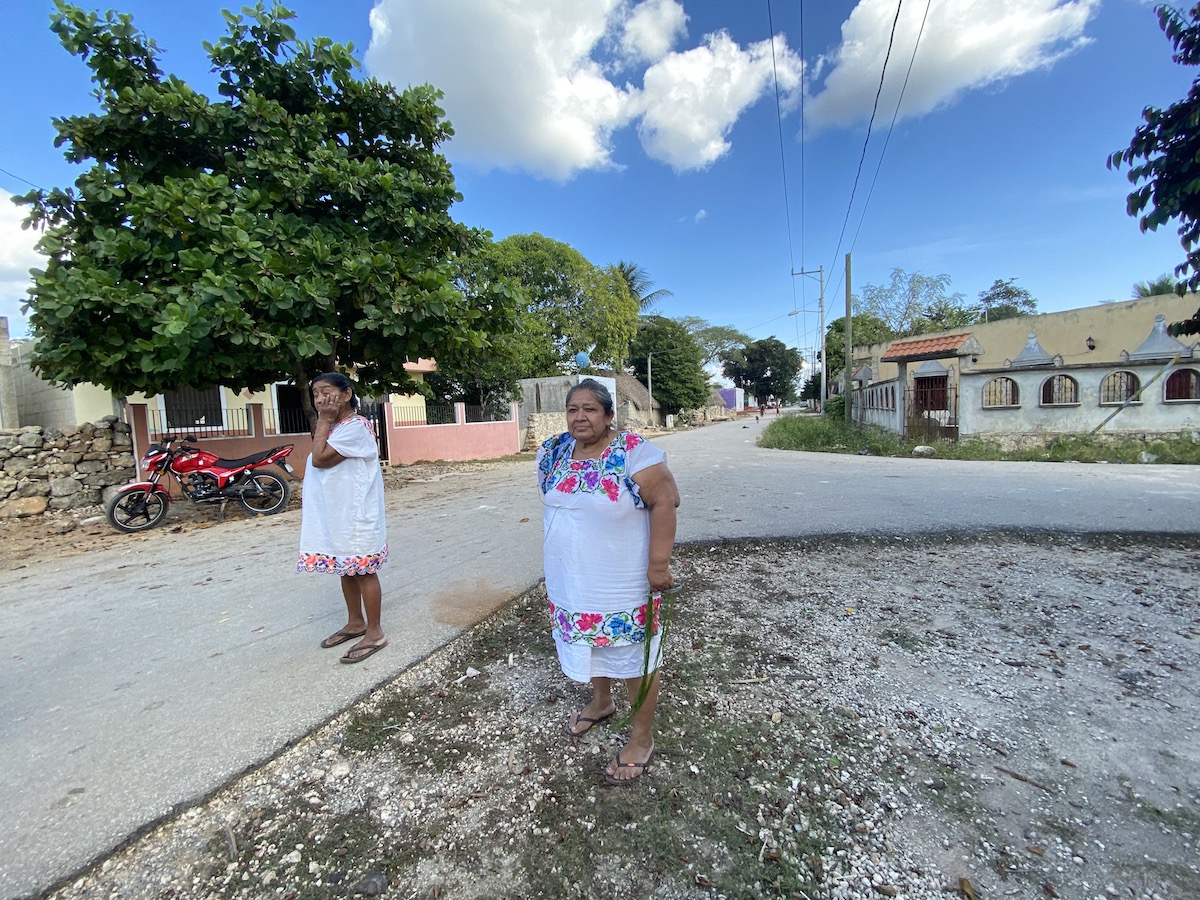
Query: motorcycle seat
xmin=212 ymin=446 xmax=291 ymax=469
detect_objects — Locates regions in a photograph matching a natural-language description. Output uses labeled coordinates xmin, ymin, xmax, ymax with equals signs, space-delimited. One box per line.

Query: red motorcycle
xmin=105 ymin=435 xmax=297 ymax=533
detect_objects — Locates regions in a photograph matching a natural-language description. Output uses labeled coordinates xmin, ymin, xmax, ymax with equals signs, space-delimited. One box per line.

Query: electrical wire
xmin=848 ymin=0 xmax=932 ymax=253
xmin=824 ymin=0 xmax=906 ymax=300
xmin=766 ymin=0 xmax=800 ymax=320
xmin=0 ymin=165 xmax=43 ymax=191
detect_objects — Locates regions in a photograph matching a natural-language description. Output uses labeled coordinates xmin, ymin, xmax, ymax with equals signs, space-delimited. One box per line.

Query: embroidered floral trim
xmin=538 ymin=431 xmax=648 ymax=505
xmin=297 ymin=544 xmax=389 ymax=576
xmin=548 ymin=594 xmax=661 ymax=646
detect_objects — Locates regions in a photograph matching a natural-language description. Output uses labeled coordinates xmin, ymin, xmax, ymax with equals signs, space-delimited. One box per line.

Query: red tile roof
xmin=881 ymin=333 xmax=971 ymax=362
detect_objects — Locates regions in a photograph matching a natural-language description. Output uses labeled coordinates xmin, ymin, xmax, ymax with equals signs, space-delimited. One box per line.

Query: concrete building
xmin=850 ymin=294 xmax=1200 ymax=445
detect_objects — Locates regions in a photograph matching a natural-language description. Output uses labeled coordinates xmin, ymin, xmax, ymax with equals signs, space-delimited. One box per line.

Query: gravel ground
xmin=40 ymin=531 xmax=1199 ymax=900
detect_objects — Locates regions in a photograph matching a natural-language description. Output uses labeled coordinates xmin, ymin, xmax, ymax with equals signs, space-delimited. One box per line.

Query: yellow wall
xmin=857 ymin=294 xmax=1199 ymax=381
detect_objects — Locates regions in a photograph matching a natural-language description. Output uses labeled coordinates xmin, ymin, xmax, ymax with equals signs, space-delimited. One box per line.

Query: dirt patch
xmin=45 ymin=532 xmax=1199 ymax=900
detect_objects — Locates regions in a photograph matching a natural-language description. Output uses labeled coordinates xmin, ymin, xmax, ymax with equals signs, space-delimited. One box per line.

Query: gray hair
xmin=566 ymin=378 xmax=614 ymax=416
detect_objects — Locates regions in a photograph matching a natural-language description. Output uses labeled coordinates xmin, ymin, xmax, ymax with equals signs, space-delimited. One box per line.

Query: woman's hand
xmin=315 ymin=391 xmax=342 ymax=423
xmin=647 ymin=562 xmax=675 ymax=593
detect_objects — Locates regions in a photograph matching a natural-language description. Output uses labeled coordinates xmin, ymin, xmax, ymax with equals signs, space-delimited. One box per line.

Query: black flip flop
xmin=340 ymin=640 xmax=387 ymax=664
xmin=320 ymin=629 xmax=366 ymax=649
xmin=564 ymin=709 xmax=615 ymax=738
xmin=604 ymin=746 xmax=655 ymax=786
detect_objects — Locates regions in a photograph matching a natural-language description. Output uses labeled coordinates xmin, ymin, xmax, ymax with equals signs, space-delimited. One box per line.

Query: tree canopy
xmin=677 ymin=317 xmax=753 ymax=368
xmin=484 ymin=233 xmax=638 ymax=370
xmin=614 ymin=261 xmax=673 ymax=314
xmin=422 ymin=233 xmax=639 ymax=406
xmin=721 ymin=337 xmax=802 ymax=404
xmin=822 ymin=314 xmax=893 ymax=380
xmin=855 ymin=268 xmax=968 ymax=337
xmin=1109 ymin=3 xmax=1200 ymax=335
xmin=628 ymin=316 xmax=710 ymax=415
xmin=1131 ymin=273 xmax=1180 ymax=299
xmin=19 ymin=2 xmax=515 ymax=419
xmin=977 ymin=278 xmax=1038 ymax=322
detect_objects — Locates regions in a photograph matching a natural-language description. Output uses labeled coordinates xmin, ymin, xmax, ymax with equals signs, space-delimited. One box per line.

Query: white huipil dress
xmin=297 ymin=415 xmax=388 ymax=575
xmin=537 ymin=430 xmax=666 ymax=683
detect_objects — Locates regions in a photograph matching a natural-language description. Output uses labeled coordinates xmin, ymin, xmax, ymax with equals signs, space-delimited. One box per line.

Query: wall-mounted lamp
xmin=1085 ymin=336 xmax=1096 ymax=351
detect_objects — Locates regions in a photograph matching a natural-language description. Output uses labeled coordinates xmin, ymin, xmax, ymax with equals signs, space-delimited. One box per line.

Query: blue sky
xmin=0 ymin=0 xmax=1193 ymax=374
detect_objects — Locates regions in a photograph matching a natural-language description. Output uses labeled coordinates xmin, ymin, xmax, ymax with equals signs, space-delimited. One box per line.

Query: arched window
xmin=1099 ymin=371 xmax=1141 ymax=405
xmin=1165 ymin=368 xmax=1200 ymax=401
xmin=982 ymin=377 xmax=1019 ymax=408
xmin=1040 ymin=374 xmax=1079 ymax=406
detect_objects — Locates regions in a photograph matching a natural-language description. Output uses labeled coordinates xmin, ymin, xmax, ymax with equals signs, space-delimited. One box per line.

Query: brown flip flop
xmin=564 ymin=709 xmax=615 ymax=738
xmin=340 ymin=640 xmax=387 ymax=664
xmin=320 ymin=629 xmax=367 ymax=649
xmin=604 ymin=745 xmax=655 ymax=786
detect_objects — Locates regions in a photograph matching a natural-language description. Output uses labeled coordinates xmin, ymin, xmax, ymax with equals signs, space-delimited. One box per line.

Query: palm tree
xmin=1131 ymin=274 xmax=1178 ymax=298
xmin=614 ymin=261 xmax=673 ymax=313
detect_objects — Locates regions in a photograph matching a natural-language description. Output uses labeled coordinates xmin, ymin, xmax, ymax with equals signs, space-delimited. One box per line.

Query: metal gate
xmin=905 ymin=378 xmax=959 ymax=443
xmin=357 ymin=400 xmax=389 ymax=461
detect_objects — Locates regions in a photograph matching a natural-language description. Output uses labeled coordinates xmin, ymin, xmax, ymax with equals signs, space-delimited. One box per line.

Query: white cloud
xmin=364 ymin=0 xmax=802 ymax=178
xmin=694 ymin=208 xmax=707 ymax=222
xmin=366 ymin=0 xmax=633 ymax=180
xmin=635 ymin=30 xmax=801 ymax=172
xmin=620 ymin=0 xmax=688 ymax=64
xmin=0 ymin=202 xmax=41 ymax=333
xmin=807 ymin=0 xmax=1099 ymax=131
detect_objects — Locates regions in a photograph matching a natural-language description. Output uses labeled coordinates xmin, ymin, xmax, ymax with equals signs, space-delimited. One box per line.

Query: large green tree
xmin=677 ymin=316 xmax=753 ymax=367
xmin=976 ymin=278 xmax=1038 ymax=322
xmin=721 ymin=337 xmax=802 ymax=404
xmin=423 ymin=234 xmax=639 ymax=406
xmin=821 ymin=314 xmax=893 ymax=380
xmin=486 ymin=234 xmax=638 ymax=369
xmin=19 ymin=2 xmax=515 ymax=424
xmin=1109 ymin=3 xmax=1200 ymax=335
xmin=628 ymin=316 xmax=710 ymax=415
xmin=856 ymin=268 xmax=968 ymax=337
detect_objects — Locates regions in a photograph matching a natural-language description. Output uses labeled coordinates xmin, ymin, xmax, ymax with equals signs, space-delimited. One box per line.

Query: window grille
xmin=982 ymin=377 xmax=1019 ymax=408
xmin=1099 ymin=371 xmax=1140 ymax=405
xmin=1040 ymin=374 xmax=1078 ymax=406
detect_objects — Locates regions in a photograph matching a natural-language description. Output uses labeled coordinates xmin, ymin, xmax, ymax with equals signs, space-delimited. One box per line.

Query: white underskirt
xmin=553 ymin=629 xmax=664 ymax=683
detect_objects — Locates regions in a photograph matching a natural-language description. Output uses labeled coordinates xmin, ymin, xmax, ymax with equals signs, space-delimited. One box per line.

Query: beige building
xmin=851 ymin=294 xmax=1200 ymax=445
xmin=1 ymin=321 xmax=434 ymax=436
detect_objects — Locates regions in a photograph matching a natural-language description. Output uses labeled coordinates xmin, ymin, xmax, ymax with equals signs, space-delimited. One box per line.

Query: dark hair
xmin=566 ymin=378 xmax=614 ymax=416
xmin=311 ymin=372 xmax=359 ymax=410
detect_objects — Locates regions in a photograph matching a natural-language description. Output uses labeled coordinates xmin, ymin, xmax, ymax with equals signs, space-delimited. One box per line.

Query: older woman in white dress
xmin=537 ymin=378 xmax=680 ymax=785
xmin=297 ymin=372 xmax=389 ymax=664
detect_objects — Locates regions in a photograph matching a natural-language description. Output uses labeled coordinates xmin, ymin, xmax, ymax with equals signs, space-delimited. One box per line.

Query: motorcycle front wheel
xmin=105 ymin=489 xmax=169 ymax=533
xmin=238 ymin=471 xmax=292 ymax=515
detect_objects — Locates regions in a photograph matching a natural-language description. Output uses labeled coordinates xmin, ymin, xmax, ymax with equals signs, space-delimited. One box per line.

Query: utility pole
xmin=789 ymin=265 xmax=825 ymax=412
xmin=844 ymin=252 xmax=853 ymax=424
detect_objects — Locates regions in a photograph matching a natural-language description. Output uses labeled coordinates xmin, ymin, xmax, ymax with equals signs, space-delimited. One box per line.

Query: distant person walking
xmin=297 ymin=372 xmax=389 ymax=664
xmin=537 ymin=379 xmax=680 ymax=785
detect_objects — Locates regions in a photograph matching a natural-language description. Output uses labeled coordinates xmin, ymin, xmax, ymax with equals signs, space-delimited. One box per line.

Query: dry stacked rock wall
xmin=0 ymin=417 xmax=136 ymax=518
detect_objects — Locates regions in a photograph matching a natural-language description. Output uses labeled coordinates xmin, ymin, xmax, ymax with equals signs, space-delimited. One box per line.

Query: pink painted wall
xmin=383 ymin=401 xmax=521 ymax=465
xmin=127 ymin=400 xmax=522 ymax=480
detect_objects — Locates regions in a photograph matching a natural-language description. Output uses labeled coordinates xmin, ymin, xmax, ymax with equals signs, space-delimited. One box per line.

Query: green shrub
xmin=760 ymin=416 xmax=1200 ymax=465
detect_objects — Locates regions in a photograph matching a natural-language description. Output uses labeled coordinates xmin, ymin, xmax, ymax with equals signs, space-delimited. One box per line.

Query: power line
xmin=825 ymin=0 xmax=905 ymax=285
xmin=848 ymin=0 xmax=932 ymax=254
xmin=766 ymin=0 xmax=800 ymax=323
xmin=0 ymin=165 xmax=44 ymax=191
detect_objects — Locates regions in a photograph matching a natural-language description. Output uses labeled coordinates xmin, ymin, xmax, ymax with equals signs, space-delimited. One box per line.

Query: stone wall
xmin=0 ymin=417 xmax=137 ymax=518
xmin=525 ymin=412 xmax=567 ymax=451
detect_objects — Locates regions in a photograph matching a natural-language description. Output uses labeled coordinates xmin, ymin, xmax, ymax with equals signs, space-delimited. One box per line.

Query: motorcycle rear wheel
xmin=238 ymin=471 xmax=292 ymax=515
xmin=105 ymin=489 xmax=169 ymax=533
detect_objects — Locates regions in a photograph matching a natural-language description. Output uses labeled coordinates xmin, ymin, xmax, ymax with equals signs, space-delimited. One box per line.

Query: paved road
xmin=2 ymin=416 xmax=1198 ymax=899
